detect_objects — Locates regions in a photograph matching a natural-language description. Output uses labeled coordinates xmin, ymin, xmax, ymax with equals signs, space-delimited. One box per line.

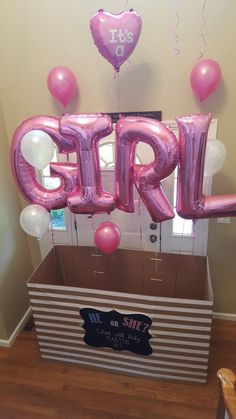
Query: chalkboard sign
xmin=80 ymin=308 xmax=152 ymax=356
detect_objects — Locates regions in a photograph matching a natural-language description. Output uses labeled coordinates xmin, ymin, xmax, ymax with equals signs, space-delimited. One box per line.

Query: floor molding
xmin=0 ymin=307 xmax=32 ymax=348
xmin=213 ymin=312 xmax=236 ymax=321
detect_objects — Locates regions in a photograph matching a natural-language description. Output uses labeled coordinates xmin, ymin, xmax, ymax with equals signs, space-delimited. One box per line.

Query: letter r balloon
xmin=115 ymin=117 xmax=179 ymax=222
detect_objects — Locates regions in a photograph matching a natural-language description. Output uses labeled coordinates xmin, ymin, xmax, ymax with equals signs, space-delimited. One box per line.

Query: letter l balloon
xmin=177 ymin=114 xmax=236 ymax=219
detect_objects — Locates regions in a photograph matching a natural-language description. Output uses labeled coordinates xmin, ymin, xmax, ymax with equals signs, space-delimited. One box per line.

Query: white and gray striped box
xmin=27 ymin=246 xmax=213 ymax=384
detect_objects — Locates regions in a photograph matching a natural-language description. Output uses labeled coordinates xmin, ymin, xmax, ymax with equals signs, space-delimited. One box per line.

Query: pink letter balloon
xmin=47 ymin=66 xmax=78 ymax=107
xmin=116 ymin=117 xmax=179 ymax=222
xmin=190 ymin=59 xmax=222 ymax=102
xmin=94 ymin=222 xmax=121 ymax=254
xmin=90 ymin=9 xmax=142 ymax=72
xmin=60 ymin=114 xmax=115 ymax=214
xmin=176 ymin=114 xmax=236 ymax=219
xmin=11 ymin=116 xmax=79 ymax=210
xmin=11 ymin=114 xmax=115 ymax=215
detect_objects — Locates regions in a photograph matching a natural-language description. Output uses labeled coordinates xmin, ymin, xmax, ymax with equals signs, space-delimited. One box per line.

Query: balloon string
xmin=124 ymin=0 xmax=129 ymax=10
xmin=174 ymin=220 xmax=195 ymax=295
xmin=90 ymin=216 xmax=95 ymax=246
xmin=46 ymin=179 xmax=56 ymax=269
xmin=49 ymin=207 xmax=59 ymax=284
xmin=90 ymin=216 xmax=99 ymax=286
xmin=65 ymin=154 xmax=76 ymax=286
xmin=172 ymin=0 xmax=181 ymax=56
xmin=177 ymin=218 xmax=196 ymax=258
xmin=69 ymin=209 xmax=76 ymax=286
xmin=137 ymin=198 xmax=143 ymax=248
xmin=74 ymin=213 xmax=79 ymax=246
xmin=126 ymin=59 xmax=136 ymax=75
xmin=50 ymin=213 xmax=55 ymax=248
xmin=192 ymin=219 xmax=197 ymax=256
xmin=49 ymin=206 xmax=67 ymax=288
xmin=157 ymin=223 xmax=162 ymax=272
xmin=137 ymin=199 xmax=145 ymax=293
xmin=114 ymin=70 xmax=121 ymax=113
xmin=204 ymin=175 xmax=210 ymax=196
xmin=198 ymin=0 xmax=207 ymax=60
xmin=174 ymin=216 xmax=186 ymax=296
xmin=179 ymin=218 xmax=186 ymax=255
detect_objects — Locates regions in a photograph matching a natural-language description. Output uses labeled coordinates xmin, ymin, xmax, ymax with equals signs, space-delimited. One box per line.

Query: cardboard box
xmin=28 ymin=246 xmax=213 ymax=384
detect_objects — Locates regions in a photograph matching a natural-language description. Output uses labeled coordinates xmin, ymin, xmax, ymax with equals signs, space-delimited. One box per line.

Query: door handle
xmin=150 ymin=223 xmax=157 ymax=230
xmin=150 ymin=234 xmax=157 ymax=243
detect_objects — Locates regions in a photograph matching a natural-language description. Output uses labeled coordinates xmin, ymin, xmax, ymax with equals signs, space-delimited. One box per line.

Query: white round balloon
xmin=20 ymin=130 xmax=55 ymax=170
xmin=20 ymin=204 xmax=50 ymax=238
xmin=204 ymin=139 xmax=226 ymax=177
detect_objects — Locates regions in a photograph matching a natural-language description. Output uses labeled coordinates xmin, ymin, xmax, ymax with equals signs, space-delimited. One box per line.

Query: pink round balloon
xmin=90 ymin=9 xmax=142 ymax=72
xmin=47 ymin=66 xmax=78 ymax=107
xmin=190 ymin=59 xmax=222 ymax=102
xmin=94 ymin=222 xmax=121 ymax=254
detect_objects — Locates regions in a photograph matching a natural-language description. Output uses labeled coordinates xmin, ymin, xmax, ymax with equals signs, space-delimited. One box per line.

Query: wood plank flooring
xmin=0 ymin=319 xmax=235 ymax=418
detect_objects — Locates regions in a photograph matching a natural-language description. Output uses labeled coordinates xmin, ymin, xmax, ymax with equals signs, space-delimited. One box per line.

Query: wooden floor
xmin=0 ymin=319 xmax=235 ymax=418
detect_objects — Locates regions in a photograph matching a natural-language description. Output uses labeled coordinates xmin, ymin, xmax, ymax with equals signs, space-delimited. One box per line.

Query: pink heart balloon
xmin=90 ymin=9 xmax=142 ymax=72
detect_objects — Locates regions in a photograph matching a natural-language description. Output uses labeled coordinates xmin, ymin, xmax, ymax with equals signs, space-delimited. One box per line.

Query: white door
xmin=39 ymin=119 xmax=218 ymax=259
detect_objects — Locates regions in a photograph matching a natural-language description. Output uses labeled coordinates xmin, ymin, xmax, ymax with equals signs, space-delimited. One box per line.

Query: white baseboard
xmin=213 ymin=312 xmax=236 ymax=321
xmin=0 ymin=307 xmax=32 ymax=348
